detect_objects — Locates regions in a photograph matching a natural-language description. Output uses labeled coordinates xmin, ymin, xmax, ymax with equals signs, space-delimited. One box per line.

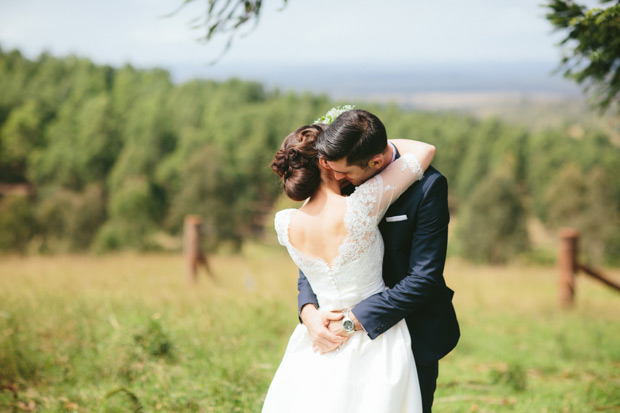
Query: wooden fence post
xmin=558 ymin=228 xmax=579 ymax=308
xmin=184 ymin=215 xmax=212 ymax=283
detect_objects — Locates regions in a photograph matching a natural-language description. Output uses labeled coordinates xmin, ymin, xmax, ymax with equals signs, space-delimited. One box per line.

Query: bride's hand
xmin=327 ymin=317 xmax=348 ymax=337
xmin=301 ymin=305 xmax=347 ymax=354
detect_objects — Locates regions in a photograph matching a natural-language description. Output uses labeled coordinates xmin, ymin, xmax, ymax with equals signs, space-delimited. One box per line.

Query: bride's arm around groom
xmin=298 ymin=109 xmax=459 ymax=412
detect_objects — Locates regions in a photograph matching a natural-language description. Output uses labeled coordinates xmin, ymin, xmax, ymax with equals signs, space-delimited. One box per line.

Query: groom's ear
xmin=367 ymin=154 xmax=385 ymax=170
xmin=318 ymin=158 xmax=331 ymax=170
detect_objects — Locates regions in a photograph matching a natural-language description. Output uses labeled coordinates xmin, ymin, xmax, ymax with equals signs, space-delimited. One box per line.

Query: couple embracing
xmin=263 ymin=109 xmax=460 ymax=413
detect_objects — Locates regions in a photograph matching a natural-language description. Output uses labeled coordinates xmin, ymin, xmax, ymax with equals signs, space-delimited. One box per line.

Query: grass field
xmin=1 ymin=245 xmax=619 ymax=412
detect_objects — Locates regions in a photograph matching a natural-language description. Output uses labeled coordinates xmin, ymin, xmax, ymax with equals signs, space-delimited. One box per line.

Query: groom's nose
xmin=333 ymin=172 xmax=347 ymax=181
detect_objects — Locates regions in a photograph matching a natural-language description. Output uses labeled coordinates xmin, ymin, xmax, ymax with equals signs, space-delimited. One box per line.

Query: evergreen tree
xmin=0 ymin=48 xmax=618 ymax=259
xmin=0 ymin=194 xmax=36 ymax=252
xmin=457 ymin=172 xmax=529 ymax=264
xmin=546 ymin=0 xmax=620 ymax=113
xmin=544 ymin=164 xmax=619 ymax=264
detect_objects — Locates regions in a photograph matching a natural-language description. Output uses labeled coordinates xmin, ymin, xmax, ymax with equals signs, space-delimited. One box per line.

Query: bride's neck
xmin=315 ymin=181 xmax=341 ymax=198
xmin=303 ymin=161 xmax=343 ymax=207
xmin=320 ymin=166 xmax=343 ymax=195
xmin=306 ymin=172 xmax=342 ymax=205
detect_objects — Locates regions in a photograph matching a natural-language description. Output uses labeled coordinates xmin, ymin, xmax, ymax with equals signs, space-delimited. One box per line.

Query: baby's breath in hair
xmin=313 ymin=105 xmax=355 ymax=125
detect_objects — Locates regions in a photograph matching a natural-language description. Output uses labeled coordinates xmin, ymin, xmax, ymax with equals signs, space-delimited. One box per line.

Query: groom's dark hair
xmin=316 ymin=109 xmax=388 ymax=168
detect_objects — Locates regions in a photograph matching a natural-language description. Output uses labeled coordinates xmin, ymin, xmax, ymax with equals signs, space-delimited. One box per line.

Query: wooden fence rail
xmin=558 ymin=228 xmax=620 ymax=307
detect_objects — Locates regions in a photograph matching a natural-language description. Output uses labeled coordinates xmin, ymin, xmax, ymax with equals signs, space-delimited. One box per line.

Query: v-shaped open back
xmin=274 ymin=153 xmax=424 ymax=310
xmin=285 ymin=207 xmax=349 ymax=271
xmin=264 ymin=152 xmax=426 ymax=413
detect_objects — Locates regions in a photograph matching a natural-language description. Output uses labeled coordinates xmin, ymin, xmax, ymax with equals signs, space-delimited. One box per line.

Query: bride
xmin=263 ymin=119 xmax=436 ymax=413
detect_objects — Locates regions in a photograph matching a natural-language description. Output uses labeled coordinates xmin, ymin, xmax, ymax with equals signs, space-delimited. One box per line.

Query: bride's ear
xmin=318 ymin=158 xmax=331 ymax=170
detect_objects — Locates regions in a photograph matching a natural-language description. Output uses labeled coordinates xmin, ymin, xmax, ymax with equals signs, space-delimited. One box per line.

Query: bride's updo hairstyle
xmin=271 ymin=124 xmax=326 ymax=201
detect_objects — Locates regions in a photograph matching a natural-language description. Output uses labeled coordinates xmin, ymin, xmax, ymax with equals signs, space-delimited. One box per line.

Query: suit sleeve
xmin=352 ymin=174 xmax=450 ymax=339
xmin=297 ymin=269 xmax=319 ymax=322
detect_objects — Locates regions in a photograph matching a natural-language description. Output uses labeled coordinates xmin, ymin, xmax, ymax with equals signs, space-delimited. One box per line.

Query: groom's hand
xmin=300 ymin=304 xmax=347 ymax=354
xmin=328 ymin=310 xmax=362 ymax=336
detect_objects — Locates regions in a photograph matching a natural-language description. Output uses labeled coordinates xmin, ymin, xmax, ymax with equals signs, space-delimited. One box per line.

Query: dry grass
xmin=0 ymin=248 xmax=619 ymax=412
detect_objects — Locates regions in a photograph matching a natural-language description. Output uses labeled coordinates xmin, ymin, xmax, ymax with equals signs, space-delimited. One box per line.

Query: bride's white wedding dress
xmin=262 ymin=153 xmax=425 ymax=413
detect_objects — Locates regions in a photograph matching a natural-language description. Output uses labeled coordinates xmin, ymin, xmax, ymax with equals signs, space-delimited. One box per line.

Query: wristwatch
xmin=342 ymin=310 xmax=355 ymax=334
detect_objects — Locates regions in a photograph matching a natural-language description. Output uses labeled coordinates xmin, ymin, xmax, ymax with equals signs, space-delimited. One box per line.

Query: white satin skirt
xmin=262 ymin=320 xmax=422 ymax=413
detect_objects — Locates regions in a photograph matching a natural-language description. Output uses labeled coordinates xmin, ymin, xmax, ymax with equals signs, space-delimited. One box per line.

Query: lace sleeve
xmin=348 ymin=153 xmax=424 ymax=225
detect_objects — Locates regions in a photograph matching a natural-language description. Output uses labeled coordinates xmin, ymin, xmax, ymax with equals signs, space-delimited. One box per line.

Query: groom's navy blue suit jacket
xmin=298 ymin=162 xmax=460 ymax=366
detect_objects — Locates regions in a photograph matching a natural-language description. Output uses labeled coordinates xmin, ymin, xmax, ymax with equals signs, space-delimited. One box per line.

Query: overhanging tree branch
xmin=545 ymin=0 xmax=620 ymax=114
xmin=167 ymin=0 xmax=288 ymax=64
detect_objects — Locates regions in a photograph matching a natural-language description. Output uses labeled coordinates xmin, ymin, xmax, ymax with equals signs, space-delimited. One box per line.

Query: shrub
xmin=457 ymin=172 xmax=529 ymax=264
xmin=0 ymin=194 xmax=36 ymax=252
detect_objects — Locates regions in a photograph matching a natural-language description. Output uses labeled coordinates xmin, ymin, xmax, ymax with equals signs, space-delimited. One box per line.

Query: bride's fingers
xmin=313 ymin=334 xmax=347 ymax=353
xmin=323 ymin=312 xmax=344 ymax=321
xmin=317 ymin=330 xmax=345 ymax=344
xmin=309 ymin=336 xmax=342 ymax=351
xmin=316 ymin=341 xmax=343 ymax=354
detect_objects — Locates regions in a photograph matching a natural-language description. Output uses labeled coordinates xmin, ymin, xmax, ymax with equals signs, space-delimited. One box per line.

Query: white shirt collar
xmin=389 ymin=141 xmax=397 ymax=165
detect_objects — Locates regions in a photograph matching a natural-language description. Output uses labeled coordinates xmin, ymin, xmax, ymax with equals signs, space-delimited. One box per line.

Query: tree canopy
xmin=0 ymin=48 xmax=618 ymax=264
xmin=546 ymin=0 xmax=620 ymax=113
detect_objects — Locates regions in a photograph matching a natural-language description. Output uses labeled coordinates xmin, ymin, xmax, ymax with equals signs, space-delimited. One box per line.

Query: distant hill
xmin=168 ymin=60 xmax=582 ymax=98
xmin=167 ymin=59 xmax=620 ymax=135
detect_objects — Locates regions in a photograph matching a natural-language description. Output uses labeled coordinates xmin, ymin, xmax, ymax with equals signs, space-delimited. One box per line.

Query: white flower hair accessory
xmin=313 ymin=105 xmax=355 ymax=125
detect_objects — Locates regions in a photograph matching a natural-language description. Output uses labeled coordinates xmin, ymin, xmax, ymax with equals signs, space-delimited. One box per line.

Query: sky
xmin=0 ymin=0 xmax=601 ymax=93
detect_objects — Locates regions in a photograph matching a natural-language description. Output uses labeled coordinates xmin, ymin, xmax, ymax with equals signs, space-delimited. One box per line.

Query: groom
xmin=298 ymin=109 xmax=459 ymax=412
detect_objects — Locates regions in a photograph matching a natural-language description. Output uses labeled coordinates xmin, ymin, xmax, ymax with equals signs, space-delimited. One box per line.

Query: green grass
xmin=0 ymin=247 xmax=619 ymax=412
